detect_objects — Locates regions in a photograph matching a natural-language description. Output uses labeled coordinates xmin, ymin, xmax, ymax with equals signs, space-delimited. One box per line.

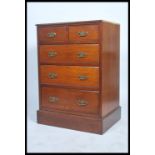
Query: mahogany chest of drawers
xmin=36 ymin=20 xmax=121 ymax=134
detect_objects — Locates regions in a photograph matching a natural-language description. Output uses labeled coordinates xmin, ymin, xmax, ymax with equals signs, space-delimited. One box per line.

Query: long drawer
xmin=41 ymin=87 xmax=99 ymax=115
xmin=39 ymin=44 xmax=99 ymax=66
xmin=40 ymin=65 xmax=99 ymax=89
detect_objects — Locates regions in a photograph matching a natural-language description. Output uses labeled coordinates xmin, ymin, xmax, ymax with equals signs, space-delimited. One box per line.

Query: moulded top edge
xmin=35 ymin=20 xmax=119 ymax=26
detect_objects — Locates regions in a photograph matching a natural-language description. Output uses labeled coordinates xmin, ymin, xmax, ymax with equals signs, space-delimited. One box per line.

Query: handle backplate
xmin=77 ymin=99 xmax=88 ymax=106
xmin=78 ymin=31 xmax=88 ymax=37
xmin=48 ymin=51 xmax=57 ymax=57
xmin=77 ymin=52 xmax=87 ymax=58
xmin=48 ymin=72 xmax=57 ymax=79
xmin=48 ymin=32 xmax=56 ymax=38
xmin=49 ymin=96 xmax=59 ymax=103
xmin=79 ymin=75 xmax=88 ymax=80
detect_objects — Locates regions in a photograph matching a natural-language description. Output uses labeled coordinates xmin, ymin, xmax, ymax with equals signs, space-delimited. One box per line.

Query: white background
xmin=0 ymin=0 xmax=155 ymax=154
xmin=27 ymin=2 xmax=128 ymax=153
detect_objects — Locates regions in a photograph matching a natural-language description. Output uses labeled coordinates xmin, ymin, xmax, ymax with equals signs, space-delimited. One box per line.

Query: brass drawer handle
xmin=77 ymin=52 xmax=87 ymax=58
xmin=79 ymin=75 xmax=88 ymax=80
xmin=48 ymin=32 xmax=56 ymax=38
xmin=78 ymin=31 xmax=88 ymax=37
xmin=48 ymin=51 xmax=57 ymax=57
xmin=49 ymin=96 xmax=59 ymax=103
xmin=48 ymin=72 xmax=57 ymax=79
xmin=77 ymin=99 xmax=88 ymax=106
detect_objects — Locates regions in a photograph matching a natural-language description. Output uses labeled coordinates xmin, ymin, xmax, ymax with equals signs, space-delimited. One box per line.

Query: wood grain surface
xmin=40 ymin=65 xmax=99 ymax=89
xmin=41 ymin=87 xmax=99 ymax=115
xmin=39 ymin=44 xmax=99 ymax=65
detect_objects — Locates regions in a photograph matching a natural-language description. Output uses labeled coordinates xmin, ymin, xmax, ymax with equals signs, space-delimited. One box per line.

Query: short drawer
xmin=41 ymin=87 xmax=99 ymax=115
xmin=38 ymin=26 xmax=67 ymax=44
xmin=69 ymin=25 xmax=99 ymax=43
xmin=39 ymin=44 xmax=99 ymax=65
xmin=40 ymin=65 xmax=99 ymax=89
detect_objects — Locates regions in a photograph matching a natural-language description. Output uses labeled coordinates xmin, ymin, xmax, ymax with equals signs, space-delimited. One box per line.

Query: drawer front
xmin=38 ymin=26 xmax=67 ymax=44
xmin=40 ymin=65 xmax=99 ymax=89
xmin=69 ymin=25 xmax=99 ymax=43
xmin=39 ymin=44 xmax=99 ymax=65
xmin=41 ymin=87 xmax=99 ymax=115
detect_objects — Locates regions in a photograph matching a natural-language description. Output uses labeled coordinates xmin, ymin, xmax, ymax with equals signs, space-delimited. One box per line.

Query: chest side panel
xmin=100 ymin=22 xmax=120 ymax=117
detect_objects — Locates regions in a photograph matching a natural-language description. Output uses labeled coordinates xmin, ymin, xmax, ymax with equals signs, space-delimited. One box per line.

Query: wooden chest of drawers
xmin=36 ymin=20 xmax=121 ymax=134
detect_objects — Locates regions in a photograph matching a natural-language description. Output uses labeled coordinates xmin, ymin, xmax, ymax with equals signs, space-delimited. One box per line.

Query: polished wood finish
xmin=102 ymin=106 xmax=121 ymax=132
xmin=37 ymin=106 xmax=121 ymax=134
xmin=36 ymin=20 xmax=121 ymax=134
xmin=39 ymin=44 xmax=99 ymax=65
xmin=40 ymin=65 xmax=99 ymax=89
xmin=100 ymin=22 xmax=120 ymax=117
xmin=69 ymin=25 xmax=99 ymax=43
xmin=37 ymin=110 xmax=102 ymax=134
xmin=41 ymin=87 xmax=99 ymax=115
xmin=38 ymin=26 xmax=67 ymax=44
xmin=36 ymin=20 xmax=107 ymax=26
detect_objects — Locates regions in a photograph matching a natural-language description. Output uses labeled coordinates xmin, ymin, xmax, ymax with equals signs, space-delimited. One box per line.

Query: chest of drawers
xmin=36 ymin=20 xmax=121 ymax=134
